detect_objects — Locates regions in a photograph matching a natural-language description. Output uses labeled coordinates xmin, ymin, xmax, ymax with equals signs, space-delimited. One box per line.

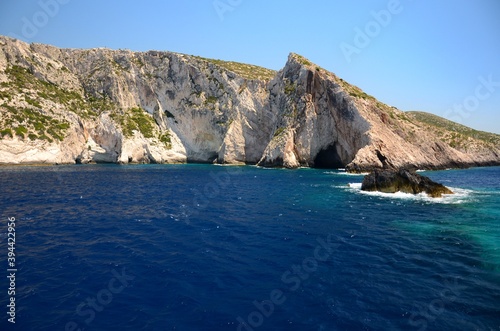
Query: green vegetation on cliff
xmin=407 ymin=111 xmax=500 ymax=147
xmin=0 ymin=104 xmax=70 ymax=142
xmin=292 ymin=53 xmax=312 ymax=66
xmin=110 ymin=107 xmax=171 ymax=148
xmin=193 ymin=56 xmax=276 ymax=81
xmin=111 ymin=107 xmax=156 ymax=138
xmin=1 ymin=65 xmax=115 ymax=119
xmin=337 ymin=77 xmax=375 ymax=101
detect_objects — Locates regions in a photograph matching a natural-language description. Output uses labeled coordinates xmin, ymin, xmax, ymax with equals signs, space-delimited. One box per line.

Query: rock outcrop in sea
xmin=0 ymin=36 xmax=499 ymax=170
xmin=361 ymin=169 xmax=454 ymax=198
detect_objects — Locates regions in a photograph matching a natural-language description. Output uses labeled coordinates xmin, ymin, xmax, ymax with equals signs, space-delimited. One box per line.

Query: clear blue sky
xmin=1 ymin=0 xmax=499 ymax=133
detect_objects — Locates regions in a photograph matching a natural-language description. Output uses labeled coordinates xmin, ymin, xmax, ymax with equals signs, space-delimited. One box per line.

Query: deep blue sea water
xmin=0 ymin=164 xmax=499 ymax=331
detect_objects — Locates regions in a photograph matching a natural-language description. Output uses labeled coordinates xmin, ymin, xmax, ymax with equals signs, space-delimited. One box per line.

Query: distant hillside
xmin=407 ymin=111 xmax=500 ymax=150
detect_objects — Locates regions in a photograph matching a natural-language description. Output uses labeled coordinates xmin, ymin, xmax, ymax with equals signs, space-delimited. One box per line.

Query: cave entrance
xmin=314 ymin=144 xmax=345 ymax=169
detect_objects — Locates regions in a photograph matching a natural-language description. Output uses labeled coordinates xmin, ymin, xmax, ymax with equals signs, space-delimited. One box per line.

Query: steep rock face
xmin=0 ymin=37 xmax=273 ymax=165
xmin=0 ymin=36 xmax=499 ymax=170
xmin=59 ymin=47 xmax=275 ymax=164
xmin=258 ymin=54 xmax=371 ymax=168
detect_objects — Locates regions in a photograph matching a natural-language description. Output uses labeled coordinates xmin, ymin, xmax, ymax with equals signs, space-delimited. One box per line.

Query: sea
xmin=0 ymin=164 xmax=499 ymax=331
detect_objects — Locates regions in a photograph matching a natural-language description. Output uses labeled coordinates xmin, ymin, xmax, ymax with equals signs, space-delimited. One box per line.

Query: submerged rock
xmin=361 ymin=169 xmax=454 ymax=198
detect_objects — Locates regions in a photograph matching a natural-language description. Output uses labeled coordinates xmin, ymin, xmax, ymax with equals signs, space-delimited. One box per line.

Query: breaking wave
xmin=345 ymin=183 xmax=476 ymax=204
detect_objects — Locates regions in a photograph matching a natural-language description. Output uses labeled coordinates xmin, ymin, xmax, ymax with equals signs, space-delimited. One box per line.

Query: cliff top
xmin=191 ymin=55 xmax=276 ymax=81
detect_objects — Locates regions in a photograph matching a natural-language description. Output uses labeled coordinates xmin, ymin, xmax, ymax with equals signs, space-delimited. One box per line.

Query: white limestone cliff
xmin=0 ymin=36 xmax=498 ymax=170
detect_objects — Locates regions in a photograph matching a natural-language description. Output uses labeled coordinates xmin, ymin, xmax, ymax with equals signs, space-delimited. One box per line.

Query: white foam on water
xmin=135 ymin=219 xmax=152 ymax=223
xmin=344 ymin=183 xmax=475 ymax=204
xmin=324 ymin=171 xmax=368 ymax=176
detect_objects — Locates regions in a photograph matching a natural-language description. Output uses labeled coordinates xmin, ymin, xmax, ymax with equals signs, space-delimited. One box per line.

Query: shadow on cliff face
xmin=313 ymin=144 xmax=345 ymax=169
xmin=187 ymin=152 xmax=219 ymax=164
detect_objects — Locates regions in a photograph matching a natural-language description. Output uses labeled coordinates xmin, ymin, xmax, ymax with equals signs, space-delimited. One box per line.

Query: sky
xmin=0 ymin=0 xmax=499 ymax=133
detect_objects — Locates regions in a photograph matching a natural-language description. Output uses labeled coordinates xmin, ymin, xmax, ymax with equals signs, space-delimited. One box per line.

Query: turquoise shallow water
xmin=0 ymin=164 xmax=498 ymax=330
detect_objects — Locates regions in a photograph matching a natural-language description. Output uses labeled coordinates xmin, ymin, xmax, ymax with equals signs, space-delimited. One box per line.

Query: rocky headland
xmin=0 ymin=36 xmax=499 ymax=170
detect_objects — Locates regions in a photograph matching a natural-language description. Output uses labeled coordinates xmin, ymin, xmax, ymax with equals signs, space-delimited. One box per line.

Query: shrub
xmin=159 ymin=131 xmax=172 ymax=148
xmin=205 ymin=96 xmax=218 ymax=104
xmin=112 ymin=107 xmax=156 ymax=138
xmin=284 ymin=82 xmax=296 ymax=95
xmin=0 ymin=128 xmax=12 ymax=138
xmin=274 ymin=127 xmax=285 ymax=137
xmin=15 ymin=125 xmax=28 ymax=138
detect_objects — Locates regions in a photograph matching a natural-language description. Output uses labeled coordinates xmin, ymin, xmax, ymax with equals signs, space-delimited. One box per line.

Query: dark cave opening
xmin=314 ymin=144 xmax=345 ymax=169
